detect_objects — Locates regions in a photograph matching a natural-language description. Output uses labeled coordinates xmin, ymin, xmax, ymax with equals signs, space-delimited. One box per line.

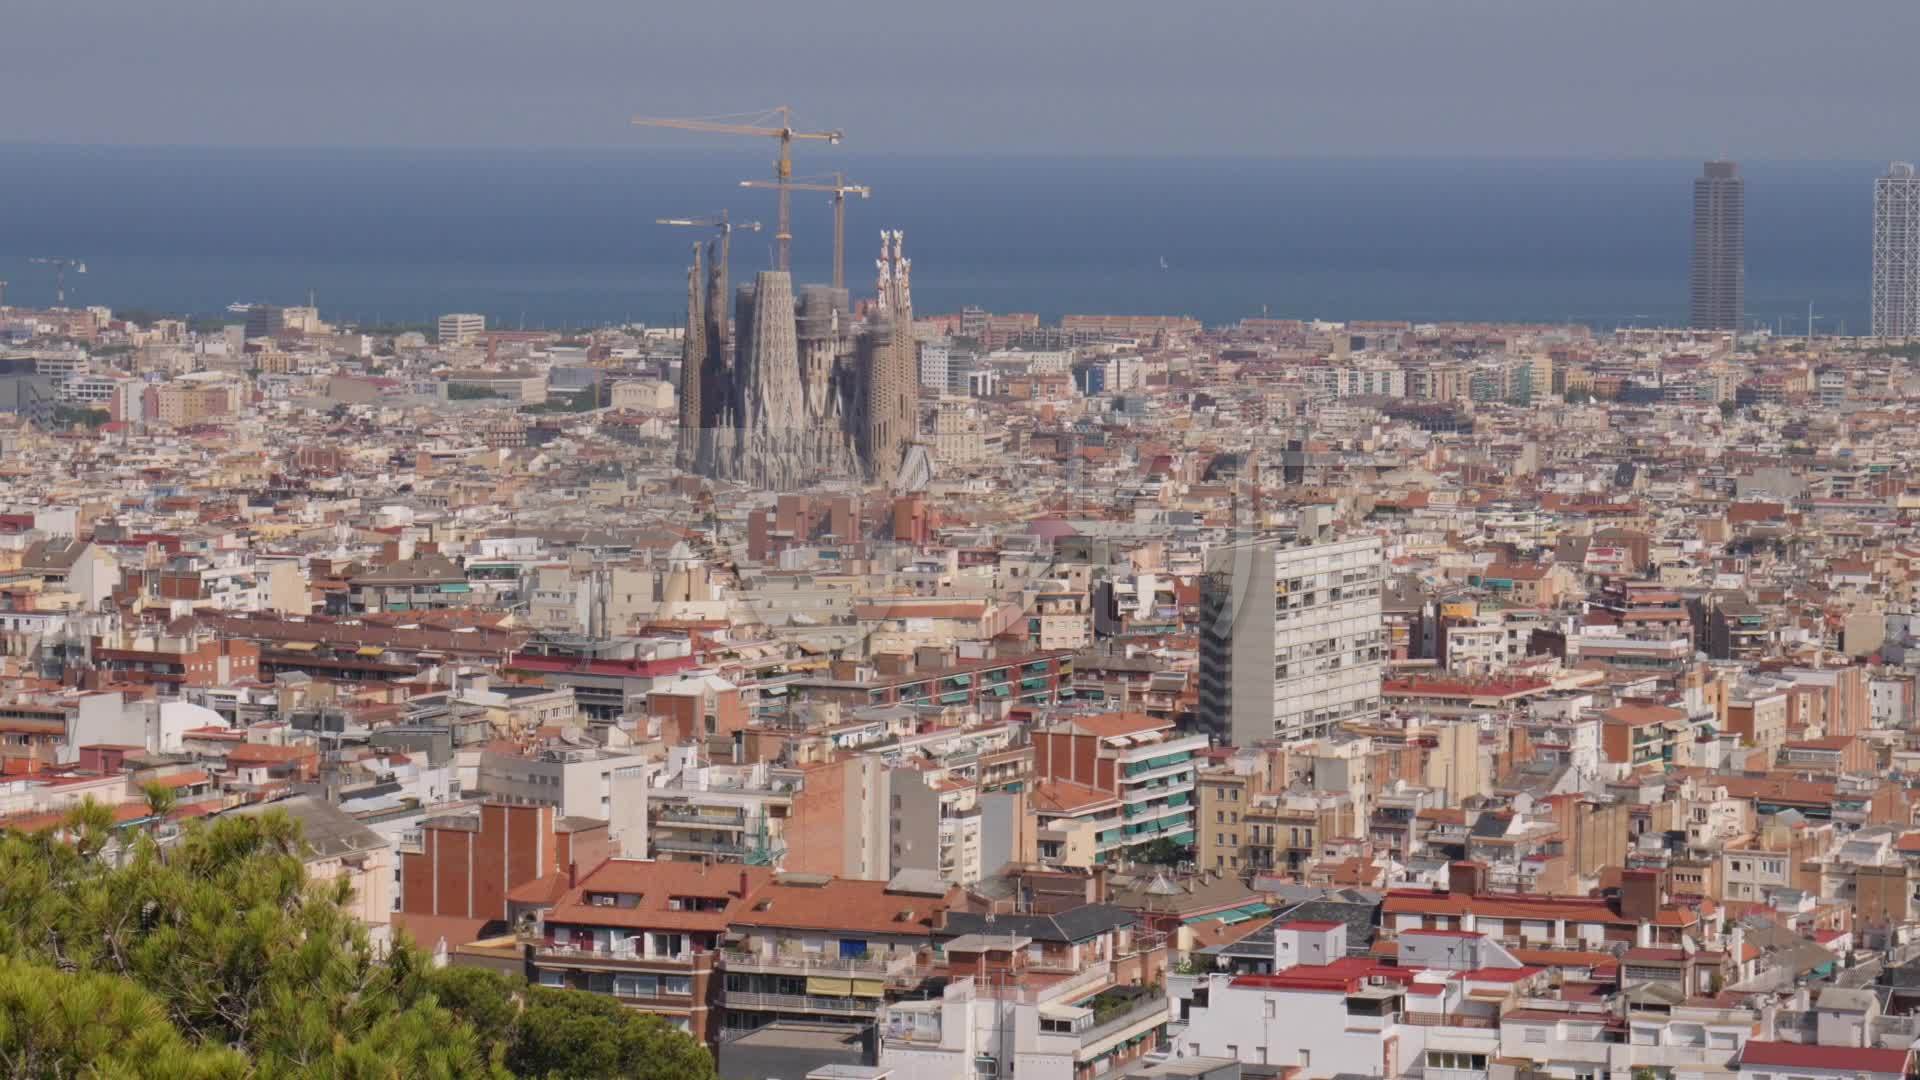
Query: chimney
xmin=1448 ymin=860 xmax=1488 ymax=897
xmin=1620 ymin=868 xmax=1662 ymax=923
xmin=739 ymin=869 xmax=750 ymax=900
xmin=567 ymin=860 xmax=577 ymax=888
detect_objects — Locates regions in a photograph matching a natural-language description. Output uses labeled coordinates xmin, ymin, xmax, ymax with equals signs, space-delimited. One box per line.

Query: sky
xmin=2 ymin=0 xmax=1917 ymax=158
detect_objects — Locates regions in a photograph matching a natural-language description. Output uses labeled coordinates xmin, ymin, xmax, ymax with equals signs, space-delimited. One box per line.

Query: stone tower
xmin=732 ymin=271 xmax=809 ymax=490
xmin=864 ymin=230 xmax=916 ymax=483
xmin=676 ymin=244 xmax=705 ymax=472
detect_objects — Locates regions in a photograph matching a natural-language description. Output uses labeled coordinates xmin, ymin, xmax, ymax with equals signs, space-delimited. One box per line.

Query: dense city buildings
xmin=1875 ymin=162 xmax=1920 ymax=338
xmin=15 ymin=160 xmax=1920 ymax=1080
xmin=1691 ymin=160 xmax=1746 ymax=331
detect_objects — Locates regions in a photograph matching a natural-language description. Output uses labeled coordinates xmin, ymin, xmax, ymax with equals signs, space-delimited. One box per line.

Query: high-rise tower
xmin=1197 ymin=536 xmax=1385 ymax=746
xmin=864 ymin=231 xmax=916 ymax=483
xmin=1874 ymin=162 xmax=1920 ymax=338
xmin=1690 ymin=161 xmax=1745 ymax=331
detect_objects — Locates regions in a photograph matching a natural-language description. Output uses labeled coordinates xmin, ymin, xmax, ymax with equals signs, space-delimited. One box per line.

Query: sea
xmin=0 ymin=144 xmax=1888 ymax=334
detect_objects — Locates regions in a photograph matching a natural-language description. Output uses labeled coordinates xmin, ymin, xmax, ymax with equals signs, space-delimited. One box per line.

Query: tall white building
xmin=918 ymin=339 xmax=950 ymax=391
xmin=1198 ymin=536 xmax=1385 ymax=745
xmin=1874 ymin=162 xmax=1920 ymax=338
xmin=437 ymin=312 xmax=486 ymax=346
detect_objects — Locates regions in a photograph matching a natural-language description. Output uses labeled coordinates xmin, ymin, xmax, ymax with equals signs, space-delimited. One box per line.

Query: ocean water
xmin=0 ymin=145 xmax=1884 ymax=333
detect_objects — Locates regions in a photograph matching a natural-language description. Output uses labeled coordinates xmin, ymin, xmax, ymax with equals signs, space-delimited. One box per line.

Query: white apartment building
xmin=919 ymin=339 xmax=950 ymax=391
xmin=437 ymin=312 xmax=485 ymax=345
xmin=1198 ymin=536 xmax=1385 ymax=745
xmin=1178 ymin=922 xmax=1528 ymax=1078
xmin=880 ymin=931 xmax=1170 ymax=1080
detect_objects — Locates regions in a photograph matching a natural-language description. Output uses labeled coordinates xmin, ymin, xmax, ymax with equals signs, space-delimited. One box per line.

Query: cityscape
xmin=11 ymin=3 xmax=1920 ymax=1080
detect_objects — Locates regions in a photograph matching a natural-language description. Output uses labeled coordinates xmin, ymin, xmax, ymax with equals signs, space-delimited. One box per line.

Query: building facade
xmin=1691 ymin=160 xmax=1745 ymax=331
xmin=1874 ymin=161 xmax=1920 ymax=338
xmin=1199 ymin=536 xmax=1385 ymax=745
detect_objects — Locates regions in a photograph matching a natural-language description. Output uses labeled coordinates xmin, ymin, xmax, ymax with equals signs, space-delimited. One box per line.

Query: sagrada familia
xmin=676 ymin=231 xmax=917 ymax=490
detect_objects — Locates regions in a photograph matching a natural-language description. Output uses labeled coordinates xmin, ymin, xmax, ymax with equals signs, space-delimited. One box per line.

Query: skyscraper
xmin=1197 ymin=535 xmax=1385 ymax=746
xmin=1690 ymin=161 xmax=1745 ymax=331
xmin=1874 ymin=162 xmax=1920 ymax=338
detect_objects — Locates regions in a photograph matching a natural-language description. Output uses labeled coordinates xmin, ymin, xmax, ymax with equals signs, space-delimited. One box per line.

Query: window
xmin=1523 ymin=1028 xmax=1545 ymax=1044
xmin=538 ymin=969 xmax=566 ymax=988
xmin=663 ymin=975 xmax=692 ymax=996
xmin=1264 ymin=998 xmax=1276 ymax=1019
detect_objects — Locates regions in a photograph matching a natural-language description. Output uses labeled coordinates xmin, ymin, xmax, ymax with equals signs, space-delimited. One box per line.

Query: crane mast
xmin=740 ymin=173 xmax=869 ymax=290
xmin=632 ymin=107 xmax=842 ymax=273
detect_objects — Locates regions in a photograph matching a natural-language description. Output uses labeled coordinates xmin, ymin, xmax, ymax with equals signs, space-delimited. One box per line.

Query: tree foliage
xmin=423 ymin=967 xmax=718 ymax=1080
xmin=0 ymin=801 xmax=715 ymax=1079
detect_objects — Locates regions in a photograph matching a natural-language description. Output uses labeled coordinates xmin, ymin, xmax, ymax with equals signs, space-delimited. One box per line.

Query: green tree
xmin=0 ymin=807 xmax=719 ymax=1078
xmin=510 ymin=987 xmax=715 ymax=1080
xmin=1134 ymin=837 xmax=1189 ymax=867
xmin=140 ymin=783 xmax=177 ymax=825
xmin=0 ymin=807 xmax=501 ymax=1077
xmin=425 ymin=967 xmax=717 ymax=1080
xmin=0 ymin=953 xmax=248 ymax=1078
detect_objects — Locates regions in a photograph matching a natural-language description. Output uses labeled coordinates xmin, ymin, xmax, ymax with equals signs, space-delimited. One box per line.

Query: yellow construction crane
xmin=632 ymin=107 xmax=842 ymax=273
xmin=740 ymin=173 xmax=870 ymax=291
xmin=654 ymin=212 xmax=760 ymax=289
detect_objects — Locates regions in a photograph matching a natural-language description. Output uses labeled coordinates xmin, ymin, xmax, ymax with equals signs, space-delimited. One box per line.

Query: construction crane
xmin=29 ymin=258 xmax=85 ymax=307
xmin=632 ymin=107 xmax=842 ymax=273
xmin=740 ymin=173 xmax=870 ymax=291
xmin=654 ymin=212 xmax=761 ymax=288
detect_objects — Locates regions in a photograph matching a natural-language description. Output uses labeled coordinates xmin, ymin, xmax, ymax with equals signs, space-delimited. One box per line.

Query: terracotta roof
xmin=1737 ymin=1041 xmax=1910 ymax=1073
xmin=1052 ymin=711 xmax=1170 ymax=739
xmin=1030 ymin=779 xmax=1120 ymax=815
xmin=731 ymin=877 xmax=944 ymax=936
xmin=544 ymin=860 xmax=774 ymax=933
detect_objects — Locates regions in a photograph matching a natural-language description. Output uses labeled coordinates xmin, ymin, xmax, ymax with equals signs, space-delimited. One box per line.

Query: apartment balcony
xmin=1403 ymin=1012 xmax=1498 ymax=1029
xmin=396 ymin=828 xmax=423 ymax=854
xmin=532 ymin=940 xmax=694 ymax=969
xmin=723 ymin=990 xmax=880 ymax=1017
xmin=722 ymin=948 xmax=918 ymax=979
xmin=654 ymin=806 xmax=748 ymax=828
xmin=653 ymin=836 xmax=748 ymax=857
xmin=1120 ymin=761 xmax=1194 ymax=786
xmin=1034 ymin=991 xmax=1171 ymax=1060
xmin=1346 ymin=1011 xmax=1399 ymax=1033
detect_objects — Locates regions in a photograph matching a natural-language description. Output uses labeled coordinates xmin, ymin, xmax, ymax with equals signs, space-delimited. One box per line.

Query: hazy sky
xmin=4 ymin=0 xmax=1915 ymax=157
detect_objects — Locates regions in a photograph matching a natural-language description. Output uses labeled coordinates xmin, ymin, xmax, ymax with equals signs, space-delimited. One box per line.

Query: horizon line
xmin=0 ymin=140 xmax=1906 ymax=166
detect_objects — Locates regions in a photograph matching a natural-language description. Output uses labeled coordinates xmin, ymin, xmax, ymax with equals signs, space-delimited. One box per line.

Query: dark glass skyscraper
xmin=1690 ymin=161 xmax=1745 ymax=331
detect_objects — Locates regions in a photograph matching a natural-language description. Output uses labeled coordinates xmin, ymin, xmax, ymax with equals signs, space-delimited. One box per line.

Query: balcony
xmin=722 ymin=948 xmax=916 ymax=978
xmin=651 ymin=834 xmax=751 ymax=859
xmin=724 ymin=990 xmax=880 ymax=1016
xmin=534 ymin=940 xmax=692 ymax=967
xmin=655 ymin=806 xmax=748 ymax=828
xmin=1402 ymin=1012 xmax=1498 ymax=1029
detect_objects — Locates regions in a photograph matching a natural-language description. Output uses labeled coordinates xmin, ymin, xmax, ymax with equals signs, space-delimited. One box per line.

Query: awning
xmin=281 ymin=641 xmax=318 ymax=652
xmin=356 ymin=646 xmax=384 ymax=657
xmin=851 ymin=978 xmax=885 ymax=998
xmin=806 ymin=975 xmax=853 ymax=996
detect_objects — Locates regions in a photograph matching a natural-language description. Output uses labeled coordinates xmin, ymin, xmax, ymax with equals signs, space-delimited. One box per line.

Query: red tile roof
xmin=1737 ymin=1040 xmax=1910 ymax=1074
